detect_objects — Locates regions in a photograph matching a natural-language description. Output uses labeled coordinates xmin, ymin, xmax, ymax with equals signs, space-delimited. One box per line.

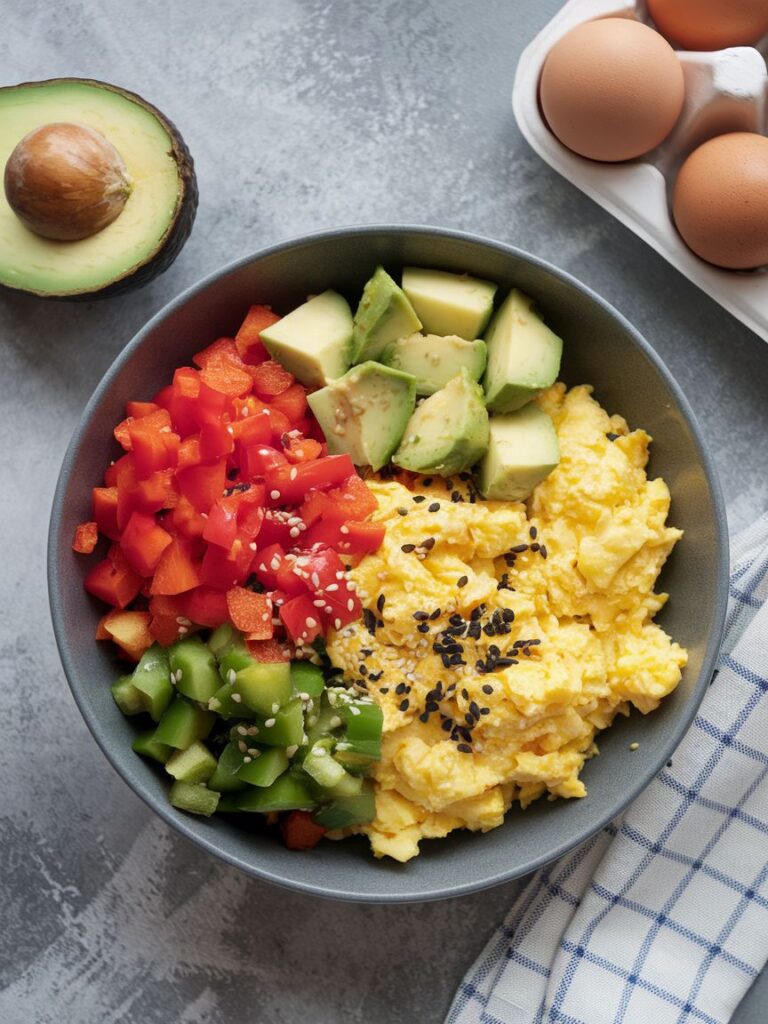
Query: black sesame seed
xmin=399 ymin=699 xmax=410 ymax=712
xmin=395 ymin=682 xmax=407 ymax=695
xmin=412 ymin=495 xmax=426 ymax=503
xmin=447 ymin=682 xmax=457 ymax=692
xmin=426 ymin=701 xmax=439 ymax=713
xmin=397 ymin=507 xmax=409 ymax=516
xmin=451 ymin=490 xmax=462 ymax=502
xmin=419 ymin=712 xmax=429 ymax=723
xmin=475 ymin=660 xmax=486 ymax=673
xmin=449 ymin=653 xmax=465 ymax=666
xmin=360 ymin=648 xmax=373 ymax=656
xmin=482 ymin=684 xmax=493 ymax=695
xmin=502 ymin=608 xmax=515 ymax=623
xmin=413 ymin=611 xmax=429 ymax=621
xmin=429 ymin=607 xmax=441 ymax=620
xmin=529 ymin=526 xmax=537 ymax=539
xmin=376 ymin=594 xmax=386 ymax=613
xmin=363 ymin=609 xmax=378 ymax=635
xmin=457 ymin=743 xmax=472 ymax=754
xmin=465 ymin=713 xmax=475 ymax=725
xmin=422 ymin=537 xmax=436 ymax=550
xmin=417 ymin=622 xmax=430 ymax=633
xmin=468 ymin=621 xmax=481 ymax=640
xmin=483 ymin=622 xmax=496 ymax=636
xmin=540 ymin=544 xmax=548 ymax=560
xmin=379 ymin=687 xmax=389 ymax=694
xmin=480 ymin=707 xmax=491 ymax=716
xmin=469 ymin=701 xmax=480 ymax=718
xmin=428 ymin=502 xmax=440 ymax=512
xmin=401 ymin=543 xmax=416 ymax=553
xmin=449 ymin=613 xmax=464 ymax=626
xmin=368 ymin=671 xmax=383 ymax=682
xmin=510 ymin=543 xmax=529 ymax=553
xmin=442 ymin=719 xmax=452 ymax=732
xmin=422 ymin=478 xmax=433 ymax=487
xmin=457 ymin=575 xmax=468 ymax=588
xmin=359 ymin=665 xmax=368 ymax=676
xmin=530 ymin=542 xmax=540 ymax=552
xmin=606 ymin=432 xmax=620 ymax=441
xmin=441 ymin=654 xmax=452 ymax=669
xmin=461 ymin=688 xmax=469 ymax=700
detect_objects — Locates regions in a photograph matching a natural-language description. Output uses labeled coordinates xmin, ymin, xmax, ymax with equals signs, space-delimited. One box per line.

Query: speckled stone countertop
xmin=2 ymin=2 xmax=767 ymax=1021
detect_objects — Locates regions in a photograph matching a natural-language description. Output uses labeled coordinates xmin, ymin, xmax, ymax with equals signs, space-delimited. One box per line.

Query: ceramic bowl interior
xmin=49 ymin=226 xmax=728 ymax=903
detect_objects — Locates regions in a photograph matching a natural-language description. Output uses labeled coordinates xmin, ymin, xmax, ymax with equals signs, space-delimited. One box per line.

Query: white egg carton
xmin=512 ymin=0 xmax=768 ymax=342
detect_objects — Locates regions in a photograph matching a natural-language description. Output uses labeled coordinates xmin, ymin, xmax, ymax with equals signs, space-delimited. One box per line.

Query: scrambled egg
xmin=325 ymin=384 xmax=688 ymax=862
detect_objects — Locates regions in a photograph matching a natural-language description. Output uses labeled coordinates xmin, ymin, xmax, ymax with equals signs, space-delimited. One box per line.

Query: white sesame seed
xmin=175 ymin=668 xmax=183 ymax=680
xmin=247 ymin=747 xmax=259 ymax=756
xmin=313 ymin=599 xmax=326 ymax=608
xmin=306 ymin=617 xmax=318 ymax=628
xmin=270 ymin=556 xmax=281 ymax=570
xmin=249 ymin=542 xmax=258 ymax=551
xmin=329 ymin=716 xmax=342 ymax=729
xmin=349 ymin=706 xmax=361 ymax=716
xmin=237 ymin=725 xmax=248 ymax=735
xmin=227 ymin=669 xmax=237 ymax=685
xmin=258 ymin=563 xmax=267 ymax=572
xmin=226 ymin=425 xmax=234 ymax=435
xmin=299 ymin=692 xmax=310 ymax=701
xmin=271 ymin=702 xmax=280 ymax=714
xmin=289 ymin=467 xmax=298 ymax=480
xmin=326 ymin=583 xmax=339 ymax=592
xmin=238 ymin=740 xmax=247 ymax=753
xmin=347 ymin=598 xmax=355 ymax=611
xmin=286 ymin=744 xmax=298 ymax=758
xmin=248 ymin=726 xmax=259 ymax=736
xmin=334 ymin=618 xmax=342 ymax=630
xmin=178 ymin=626 xmax=189 ymax=635
xmin=264 ymin=718 xmax=276 ymax=728
xmin=270 ymin=490 xmax=281 ymax=500
xmin=340 ymin=525 xmax=349 ymax=534
xmin=243 ymin=756 xmax=252 ymax=763
xmin=231 ymin=692 xmax=242 ymax=703
xmin=208 ymin=697 xmax=221 ymax=710
xmin=290 ymin=527 xmax=301 ymax=538
xmin=175 ymin=616 xmax=191 ymax=625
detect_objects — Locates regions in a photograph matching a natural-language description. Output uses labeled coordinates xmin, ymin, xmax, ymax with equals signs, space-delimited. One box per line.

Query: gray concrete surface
xmin=1 ymin=1 xmax=767 ymax=1021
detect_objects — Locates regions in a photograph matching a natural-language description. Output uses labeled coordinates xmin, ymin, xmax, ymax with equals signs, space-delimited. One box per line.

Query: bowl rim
xmin=48 ymin=223 xmax=730 ymax=903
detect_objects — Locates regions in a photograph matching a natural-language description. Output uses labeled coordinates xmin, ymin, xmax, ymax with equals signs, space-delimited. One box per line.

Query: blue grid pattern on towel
xmin=447 ymin=513 xmax=768 ymax=1024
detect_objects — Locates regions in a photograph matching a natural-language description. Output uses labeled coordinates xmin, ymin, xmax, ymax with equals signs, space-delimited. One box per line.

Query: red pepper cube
xmin=199 ymin=420 xmax=235 ymax=461
xmin=150 ymin=538 xmax=201 ymax=595
xmin=244 ymin=444 xmax=288 ymax=480
xmin=202 ymin=495 xmax=240 ymax=549
xmin=252 ymin=543 xmax=287 ymax=589
xmin=226 ymin=586 xmax=274 ymax=637
xmin=169 ymin=494 xmax=207 ymax=539
xmin=299 ymin=489 xmax=331 ymax=528
xmin=250 ymin=359 xmax=295 ymax=399
xmin=180 ymin=585 xmax=230 ymax=628
xmin=343 ymin=521 xmax=386 ymax=554
xmin=269 ymin=383 xmax=308 ymax=424
xmin=176 ymin=460 xmax=227 ymax=512
xmin=163 ymin=367 xmax=202 ymax=437
xmin=237 ymin=484 xmax=267 ymax=541
xmin=264 ymin=454 xmax=356 ymax=505
xmin=120 ymin=511 xmax=173 ymax=577
xmin=280 ymin=593 xmax=323 ymax=645
xmin=126 ymin=400 xmax=161 ymax=419
xmin=84 ymin=545 xmax=143 ymax=609
xmin=235 ymin=304 xmax=281 ymax=363
xmin=322 ymin=474 xmax=378 ymax=523
xmin=92 ymin=486 xmax=120 ymax=540
xmin=199 ymin=349 xmax=254 ymax=398
xmin=72 ymin=521 xmax=99 ymax=554
xmin=199 ymin=538 xmax=252 ymax=589
xmin=275 ymin=557 xmax=310 ymax=597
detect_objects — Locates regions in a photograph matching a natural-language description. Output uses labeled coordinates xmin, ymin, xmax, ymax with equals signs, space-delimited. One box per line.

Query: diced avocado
xmin=168 ymin=781 xmax=220 ymax=817
xmin=169 ymin=635 xmax=220 ymax=703
xmin=257 ymin=698 xmax=305 ymax=748
xmin=132 ymin=730 xmax=173 ymax=765
xmin=152 ymin=695 xmax=215 ymax=749
xmin=313 ymin=782 xmax=376 ymax=829
xmin=233 ymin=661 xmax=292 ymax=716
xmin=381 ymin=332 xmax=487 ymax=396
xmin=131 ymin=644 xmax=173 ymax=722
xmin=307 ymin=361 xmax=416 ymax=471
xmin=478 ymin=403 xmax=560 ymax=501
xmin=259 ymin=290 xmax=352 ymax=387
xmin=351 ymin=265 xmax=422 ymax=363
xmin=111 ymin=675 xmax=145 ymax=716
xmin=208 ymin=741 xmax=248 ymax=793
xmin=401 ymin=267 xmax=497 ymax=340
xmin=164 ymin=741 xmax=217 ymax=783
xmin=290 ymin=660 xmax=326 ymax=698
xmin=237 ymin=747 xmax=289 ymax=787
xmin=483 ymin=289 xmax=563 ymax=413
xmin=218 ymin=771 xmax=316 ymax=813
xmin=393 ymin=369 xmax=489 ymax=477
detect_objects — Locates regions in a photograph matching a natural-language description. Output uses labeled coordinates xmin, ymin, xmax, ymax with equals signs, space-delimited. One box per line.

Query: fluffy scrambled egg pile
xmin=325 ymin=384 xmax=688 ymax=862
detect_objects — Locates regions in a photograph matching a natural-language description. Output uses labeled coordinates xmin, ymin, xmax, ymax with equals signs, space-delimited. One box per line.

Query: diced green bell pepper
xmin=169 ymin=780 xmax=220 ymax=816
xmin=153 ymin=695 xmax=215 ymax=749
xmin=290 ymin=661 xmax=325 ymax=697
xmin=218 ymin=771 xmax=316 ymax=812
xmin=209 ymin=681 xmax=259 ymax=720
xmin=340 ymin=700 xmax=383 ymax=744
xmin=313 ymin=781 xmax=376 ymax=829
xmin=237 ymin=747 xmax=289 ymax=787
xmin=334 ymin=741 xmax=380 ymax=774
xmin=131 ymin=644 xmax=173 ymax=721
xmin=111 ymin=675 xmax=145 ymax=716
xmin=208 ymin=622 xmax=239 ymax=658
xmin=165 ymin=741 xmax=217 ymax=783
xmin=169 ymin=635 xmax=221 ymax=703
xmin=305 ymin=694 xmax=345 ymax=747
xmin=234 ymin=661 xmax=292 ymax=715
xmin=257 ymin=697 xmax=305 ymax=748
xmin=303 ymin=739 xmax=345 ymax=788
xmin=207 ymin=741 xmax=247 ymax=793
xmin=132 ymin=729 xmax=173 ymax=765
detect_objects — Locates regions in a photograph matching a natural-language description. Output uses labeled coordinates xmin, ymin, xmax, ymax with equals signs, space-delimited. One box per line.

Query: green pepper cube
xmin=313 ymin=781 xmax=376 ymax=829
xmin=334 ymin=741 xmax=380 ymax=773
xmin=169 ymin=781 xmax=220 ymax=817
xmin=290 ymin=661 xmax=325 ymax=698
xmin=257 ymin=697 xmax=304 ymax=747
xmin=237 ymin=747 xmax=289 ymax=787
xmin=208 ymin=622 xmax=239 ymax=658
xmin=132 ymin=730 xmax=173 ymax=765
xmin=234 ymin=661 xmax=292 ymax=715
xmin=218 ymin=771 xmax=315 ymax=813
xmin=131 ymin=644 xmax=173 ymax=722
xmin=165 ymin=741 xmax=217 ymax=783
xmin=340 ymin=700 xmax=383 ymax=744
xmin=153 ymin=695 xmax=215 ymax=749
xmin=208 ymin=741 xmax=248 ymax=793
xmin=209 ymin=682 xmax=259 ymax=720
xmin=326 ymin=769 xmax=364 ymax=799
xmin=169 ymin=635 xmax=221 ymax=703
xmin=111 ymin=675 xmax=145 ymax=716
xmin=303 ymin=739 xmax=345 ymax=789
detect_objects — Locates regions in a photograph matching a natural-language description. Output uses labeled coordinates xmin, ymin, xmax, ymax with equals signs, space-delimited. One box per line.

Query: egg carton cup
xmin=513 ymin=0 xmax=768 ymax=342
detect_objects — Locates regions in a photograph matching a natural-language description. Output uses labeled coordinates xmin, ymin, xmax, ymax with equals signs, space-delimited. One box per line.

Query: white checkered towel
xmin=447 ymin=513 xmax=768 ymax=1024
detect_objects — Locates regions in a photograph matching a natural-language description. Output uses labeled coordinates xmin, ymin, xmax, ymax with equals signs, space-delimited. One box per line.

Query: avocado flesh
xmin=381 ymin=332 xmax=487 ymax=396
xmin=351 ymin=265 xmax=422 ymax=363
xmin=307 ymin=361 xmax=416 ymax=472
xmin=401 ymin=267 xmax=497 ymax=340
xmin=0 ymin=80 xmax=194 ymax=297
xmin=478 ymin=404 xmax=560 ymax=502
xmin=260 ymin=290 xmax=353 ymax=387
xmin=483 ymin=289 xmax=563 ymax=414
xmin=393 ymin=369 xmax=490 ymax=477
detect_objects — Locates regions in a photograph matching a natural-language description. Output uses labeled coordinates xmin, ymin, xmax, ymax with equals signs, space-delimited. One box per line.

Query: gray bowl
xmin=48 ymin=226 xmax=728 ymax=903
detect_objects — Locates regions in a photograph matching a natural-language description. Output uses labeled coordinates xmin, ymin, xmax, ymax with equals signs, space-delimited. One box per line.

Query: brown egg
xmin=648 ymin=0 xmax=768 ymax=50
xmin=673 ymin=133 xmax=768 ymax=269
xmin=539 ymin=18 xmax=685 ymax=163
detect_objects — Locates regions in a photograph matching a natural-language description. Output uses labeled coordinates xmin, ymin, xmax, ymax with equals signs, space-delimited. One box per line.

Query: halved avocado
xmin=0 ymin=78 xmax=197 ymax=299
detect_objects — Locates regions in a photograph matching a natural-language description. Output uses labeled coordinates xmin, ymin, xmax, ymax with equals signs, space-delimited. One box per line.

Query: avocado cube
xmin=478 ymin=403 xmax=560 ymax=501
xmin=402 ymin=267 xmax=497 ymax=340
xmin=381 ymin=332 xmax=487 ymax=396
xmin=351 ymin=265 xmax=422 ymax=364
xmin=307 ymin=361 xmax=416 ymax=471
xmin=259 ymin=290 xmax=353 ymax=386
xmin=393 ymin=369 xmax=489 ymax=477
xmin=483 ymin=289 xmax=563 ymax=414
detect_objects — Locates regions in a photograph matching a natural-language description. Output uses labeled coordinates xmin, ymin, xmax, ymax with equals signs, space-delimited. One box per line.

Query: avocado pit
xmin=4 ymin=121 xmax=131 ymax=241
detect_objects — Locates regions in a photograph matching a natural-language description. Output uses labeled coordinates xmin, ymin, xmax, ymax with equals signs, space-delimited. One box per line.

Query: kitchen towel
xmin=447 ymin=512 xmax=768 ymax=1024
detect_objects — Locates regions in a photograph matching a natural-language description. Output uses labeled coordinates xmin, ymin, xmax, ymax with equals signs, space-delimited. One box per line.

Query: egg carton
xmin=512 ymin=0 xmax=768 ymax=342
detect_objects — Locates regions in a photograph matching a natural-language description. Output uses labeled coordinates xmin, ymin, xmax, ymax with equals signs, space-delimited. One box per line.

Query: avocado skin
xmin=0 ymin=78 xmax=198 ymax=301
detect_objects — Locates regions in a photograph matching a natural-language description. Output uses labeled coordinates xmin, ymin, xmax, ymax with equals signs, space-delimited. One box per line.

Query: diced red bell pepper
xmin=235 ymin=304 xmax=281 ymax=363
xmin=284 ymin=437 xmax=322 ymax=464
xmin=149 ymin=613 xmax=183 ymax=647
xmin=72 ymin=521 xmax=99 ymax=554
xmin=113 ymin=416 xmax=134 ymax=450
xmin=84 ymin=545 xmax=143 ymax=609
xmin=199 ymin=349 xmax=254 ymax=398
xmin=226 ymin=587 xmax=274 ymax=637
xmin=169 ymin=494 xmax=207 ymax=539
xmin=255 ymin=512 xmax=293 ymax=548
xmin=92 ymin=486 xmax=120 ymax=540
xmin=264 ymin=454 xmax=356 ymax=505
xmin=180 ymin=585 xmax=230 ymax=628
xmin=193 ymin=337 xmax=240 ymax=370
xmin=120 ymin=511 xmax=173 ymax=576
xmin=195 ymin=380 xmax=233 ymax=427
xmin=150 ymin=538 xmax=201 ymax=595
xmin=246 ymin=637 xmax=289 ymax=662
xmin=322 ymin=474 xmax=378 ymax=523
xmin=177 ymin=435 xmax=201 ymax=470
xmin=266 ymin=406 xmax=292 ymax=442
xmin=232 ymin=408 xmax=272 ymax=449
xmin=148 ymin=593 xmax=187 ymax=645
xmin=177 ymin=460 xmax=227 ymax=511
xmin=281 ymin=810 xmax=326 ymax=851
xmin=343 ymin=521 xmax=386 ymax=553
xmin=114 ymin=454 xmax=139 ymax=530
xmin=276 ymin=557 xmax=310 ymax=597
xmin=104 ymin=450 xmax=130 ymax=488
xmin=160 ymin=367 xmax=201 ymax=437
xmin=202 ymin=495 xmax=240 ymax=549
xmin=129 ymin=423 xmax=179 ymax=479
xmin=280 ymin=593 xmax=323 ymax=645
xmin=199 ymin=538 xmax=253 ymax=589
xmin=237 ymin=484 xmax=267 ymax=541
xmin=244 ymin=444 xmax=287 ymax=480
xmin=252 ymin=543 xmax=287 ymax=589
xmin=98 ymin=609 xmax=153 ymax=662
xmin=270 ymin=383 xmax=308 ymax=424
xmin=133 ymin=469 xmax=179 ymax=513
xmin=199 ymin=420 xmax=235 ymax=461
xmin=299 ymin=489 xmax=330 ymax=528
xmin=250 ymin=359 xmax=294 ymax=398
xmin=126 ymin=400 xmax=160 ymax=419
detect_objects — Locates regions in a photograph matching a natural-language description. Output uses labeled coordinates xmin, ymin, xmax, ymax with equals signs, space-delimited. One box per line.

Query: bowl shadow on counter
xmin=49 ymin=226 xmax=728 ymax=903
